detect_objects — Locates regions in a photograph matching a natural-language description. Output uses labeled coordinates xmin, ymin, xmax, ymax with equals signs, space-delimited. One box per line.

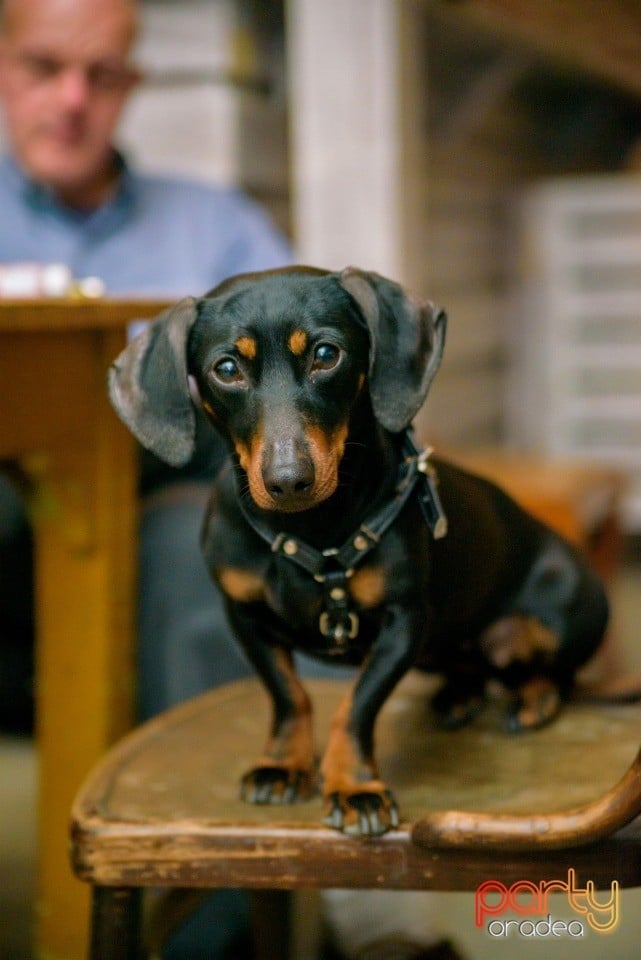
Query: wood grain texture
xmin=71 ymin=676 xmax=641 ymax=892
xmin=0 ymin=301 xmax=168 ymax=959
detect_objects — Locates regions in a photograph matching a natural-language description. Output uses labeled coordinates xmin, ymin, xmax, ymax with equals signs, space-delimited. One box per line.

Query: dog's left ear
xmin=338 ymin=267 xmax=447 ymax=432
xmin=108 ymin=298 xmax=198 ymax=466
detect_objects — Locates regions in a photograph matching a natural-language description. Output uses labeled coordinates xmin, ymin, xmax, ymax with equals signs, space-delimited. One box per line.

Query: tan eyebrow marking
xmin=235 ymin=336 xmax=257 ymax=360
xmin=288 ymin=329 xmax=308 ymax=356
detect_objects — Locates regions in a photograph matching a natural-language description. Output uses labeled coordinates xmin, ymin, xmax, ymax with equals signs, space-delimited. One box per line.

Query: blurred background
xmin=2 ymin=0 xmax=641 ymax=956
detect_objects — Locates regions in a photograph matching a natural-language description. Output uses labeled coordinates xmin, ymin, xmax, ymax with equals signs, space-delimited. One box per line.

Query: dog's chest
xmin=266 ymin=556 xmax=387 ymax=629
xmin=266 ymin=559 xmax=324 ymax=629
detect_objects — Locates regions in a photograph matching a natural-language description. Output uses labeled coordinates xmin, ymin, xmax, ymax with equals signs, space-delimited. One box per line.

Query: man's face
xmin=0 ymin=0 xmax=139 ymax=204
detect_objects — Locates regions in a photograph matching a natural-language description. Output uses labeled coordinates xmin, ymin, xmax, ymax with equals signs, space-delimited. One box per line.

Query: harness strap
xmin=237 ymin=428 xmax=448 ymax=651
xmin=402 ymin=431 xmax=449 ymax=540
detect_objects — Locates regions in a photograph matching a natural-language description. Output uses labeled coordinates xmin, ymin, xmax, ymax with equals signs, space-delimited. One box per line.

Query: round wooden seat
xmin=70 ymin=674 xmax=641 ymax=958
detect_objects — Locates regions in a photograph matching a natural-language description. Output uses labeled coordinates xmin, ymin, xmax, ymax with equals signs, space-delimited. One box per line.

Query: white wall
xmin=286 ymin=0 xmax=404 ymax=274
xmin=119 ymin=0 xmax=243 ymax=184
xmin=120 ymin=1 xmax=290 ymax=233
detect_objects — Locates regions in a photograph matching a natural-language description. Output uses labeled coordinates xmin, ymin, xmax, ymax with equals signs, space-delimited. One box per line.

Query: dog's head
xmin=109 ymin=266 xmax=446 ymax=512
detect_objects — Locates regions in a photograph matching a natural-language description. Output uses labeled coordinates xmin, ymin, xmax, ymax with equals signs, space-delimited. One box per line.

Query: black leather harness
xmin=238 ymin=430 xmax=447 ymax=653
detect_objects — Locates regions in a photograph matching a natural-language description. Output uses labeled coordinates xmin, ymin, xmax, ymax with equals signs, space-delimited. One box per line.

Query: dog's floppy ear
xmin=338 ymin=267 xmax=447 ymax=432
xmin=108 ymin=298 xmax=198 ymax=466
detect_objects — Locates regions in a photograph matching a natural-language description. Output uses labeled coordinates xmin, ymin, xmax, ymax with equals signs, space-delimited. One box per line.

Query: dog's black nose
xmin=262 ymin=442 xmax=315 ymax=503
xmin=264 ymin=462 xmax=315 ymax=500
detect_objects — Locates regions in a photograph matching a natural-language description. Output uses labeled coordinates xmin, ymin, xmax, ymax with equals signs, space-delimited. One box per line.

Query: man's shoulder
xmin=127 ymin=168 xmax=289 ymax=260
xmin=130 ymin=169 xmax=258 ymax=216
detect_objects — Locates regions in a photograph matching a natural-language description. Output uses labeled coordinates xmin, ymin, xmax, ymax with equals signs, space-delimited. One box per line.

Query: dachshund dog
xmin=109 ymin=266 xmax=608 ymax=837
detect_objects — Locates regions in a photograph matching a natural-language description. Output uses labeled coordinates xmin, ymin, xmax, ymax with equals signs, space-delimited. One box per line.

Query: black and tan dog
xmin=109 ymin=266 xmax=608 ymax=837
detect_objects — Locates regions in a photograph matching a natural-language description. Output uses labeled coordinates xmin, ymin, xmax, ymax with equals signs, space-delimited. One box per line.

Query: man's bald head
xmin=1 ymin=0 xmax=139 ymax=46
xmin=0 ymin=0 xmax=141 ymax=207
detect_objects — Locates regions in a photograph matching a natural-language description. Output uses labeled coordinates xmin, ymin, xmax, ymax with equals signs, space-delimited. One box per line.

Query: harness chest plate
xmin=240 ymin=430 xmax=447 ymax=654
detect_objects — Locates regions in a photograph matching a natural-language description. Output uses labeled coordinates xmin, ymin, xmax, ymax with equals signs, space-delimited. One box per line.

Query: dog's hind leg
xmin=504 ymin=675 xmax=562 ymax=733
xmin=480 ymin=614 xmax=563 ymax=732
xmin=431 ymin=665 xmax=487 ymax=730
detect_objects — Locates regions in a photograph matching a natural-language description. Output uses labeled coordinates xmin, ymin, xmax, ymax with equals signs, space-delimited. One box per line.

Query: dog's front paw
xmin=240 ymin=764 xmax=317 ymax=804
xmin=322 ymin=787 xmax=400 ymax=837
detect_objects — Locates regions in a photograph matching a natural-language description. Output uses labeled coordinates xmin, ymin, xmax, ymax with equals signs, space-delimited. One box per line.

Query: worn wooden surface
xmin=440 ymin=0 xmax=641 ymax=97
xmin=71 ymin=675 xmax=641 ymax=892
xmin=0 ymin=300 xmax=168 ymax=960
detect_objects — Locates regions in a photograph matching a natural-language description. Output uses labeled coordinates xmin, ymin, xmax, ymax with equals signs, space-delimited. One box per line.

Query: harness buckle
xmin=319 ymin=611 xmax=359 ymax=644
xmin=416 ymin=445 xmax=435 ymax=477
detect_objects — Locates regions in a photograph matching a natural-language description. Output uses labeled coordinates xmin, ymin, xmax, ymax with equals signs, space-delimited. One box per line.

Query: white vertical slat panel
xmin=120 ymin=1 xmax=243 ymax=185
xmin=286 ymin=0 xmax=403 ymax=273
xmin=509 ymin=176 xmax=641 ymax=530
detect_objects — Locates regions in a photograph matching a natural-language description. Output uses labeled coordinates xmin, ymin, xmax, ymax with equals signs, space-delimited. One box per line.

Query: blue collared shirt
xmin=0 ymin=154 xmax=292 ymax=297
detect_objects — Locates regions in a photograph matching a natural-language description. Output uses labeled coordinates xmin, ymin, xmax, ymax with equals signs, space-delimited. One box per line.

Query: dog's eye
xmin=211 ymin=357 xmax=243 ymax=384
xmin=311 ymin=343 xmax=341 ymax=372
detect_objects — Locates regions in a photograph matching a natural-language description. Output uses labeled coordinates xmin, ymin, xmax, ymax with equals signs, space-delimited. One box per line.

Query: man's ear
xmin=338 ymin=267 xmax=447 ymax=432
xmin=122 ymin=62 xmax=143 ymax=96
xmin=108 ymin=298 xmax=199 ymax=466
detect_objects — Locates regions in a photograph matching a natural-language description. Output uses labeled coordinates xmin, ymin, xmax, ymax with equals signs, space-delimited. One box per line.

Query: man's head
xmin=0 ymin=0 xmax=140 ymax=207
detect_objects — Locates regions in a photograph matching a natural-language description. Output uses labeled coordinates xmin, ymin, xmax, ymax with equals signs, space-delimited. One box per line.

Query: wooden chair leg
xmin=89 ymin=886 xmax=142 ymax=960
xmin=251 ymin=890 xmax=292 ymax=960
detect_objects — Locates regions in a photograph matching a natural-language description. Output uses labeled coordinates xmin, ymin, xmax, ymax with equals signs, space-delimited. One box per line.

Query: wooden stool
xmin=70 ymin=675 xmax=641 ymax=959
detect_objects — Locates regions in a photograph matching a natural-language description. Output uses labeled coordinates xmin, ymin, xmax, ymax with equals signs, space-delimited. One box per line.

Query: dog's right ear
xmin=338 ymin=268 xmax=447 ymax=432
xmin=108 ymin=298 xmax=198 ymax=467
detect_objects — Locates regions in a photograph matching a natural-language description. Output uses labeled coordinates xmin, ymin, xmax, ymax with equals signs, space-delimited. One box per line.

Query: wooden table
xmin=0 ymin=300 xmax=167 ymax=960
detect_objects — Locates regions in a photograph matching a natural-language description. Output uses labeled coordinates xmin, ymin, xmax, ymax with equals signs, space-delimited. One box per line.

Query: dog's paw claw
xmin=322 ymin=788 xmax=399 ymax=837
xmin=240 ymin=765 xmax=316 ymax=804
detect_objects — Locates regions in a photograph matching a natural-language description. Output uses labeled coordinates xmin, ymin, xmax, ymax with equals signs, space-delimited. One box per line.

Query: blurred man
xmin=0 ymin=1 xmax=290 ymax=956
xmin=0 ymin=0 xmax=291 ymax=720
